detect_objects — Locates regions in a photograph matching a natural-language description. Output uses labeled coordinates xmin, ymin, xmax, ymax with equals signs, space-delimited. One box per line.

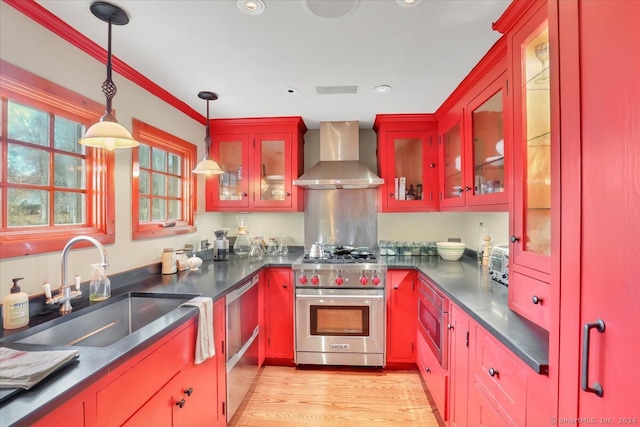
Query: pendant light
xmin=192 ymin=91 xmax=224 ymax=175
xmin=78 ymin=1 xmax=138 ymax=150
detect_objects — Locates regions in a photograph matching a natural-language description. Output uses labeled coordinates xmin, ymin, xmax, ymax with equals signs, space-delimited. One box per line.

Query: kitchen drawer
xmin=469 ymin=381 xmax=512 ymax=427
xmin=473 ymin=325 xmax=527 ymax=427
xmin=508 ymin=271 xmax=550 ymax=330
xmin=416 ymin=330 xmax=448 ymax=421
xmin=96 ymin=321 xmax=195 ymax=427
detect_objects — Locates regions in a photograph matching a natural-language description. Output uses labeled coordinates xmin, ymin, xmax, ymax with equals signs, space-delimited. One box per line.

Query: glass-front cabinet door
xmin=511 ymin=11 xmax=551 ymax=274
xmin=252 ymin=132 xmax=292 ymax=208
xmin=439 ymin=119 xmax=465 ymax=208
xmin=206 ymin=133 xmax=250 ymax=210
xmin=465 ymin=74 xmax=508 ymax=207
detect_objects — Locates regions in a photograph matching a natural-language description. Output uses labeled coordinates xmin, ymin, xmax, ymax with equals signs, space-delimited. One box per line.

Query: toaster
xmin=490 ymin=245 xmax=509 ymax=286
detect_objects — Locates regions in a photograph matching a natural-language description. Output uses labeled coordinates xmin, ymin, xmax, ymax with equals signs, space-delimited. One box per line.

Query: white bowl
xmin=495 ymin=139 xmax=504 ymax=156
xmin=436 ymin=242 xmax=466 ymax=261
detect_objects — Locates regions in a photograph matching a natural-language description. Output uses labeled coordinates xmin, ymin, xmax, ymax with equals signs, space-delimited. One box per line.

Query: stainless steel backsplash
xmin=303 ymin=189 xmax=378 ymax=249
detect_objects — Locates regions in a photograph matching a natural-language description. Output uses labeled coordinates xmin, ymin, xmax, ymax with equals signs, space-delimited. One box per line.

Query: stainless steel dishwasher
xmin=225 ymin=274 xmax=259 ymax=421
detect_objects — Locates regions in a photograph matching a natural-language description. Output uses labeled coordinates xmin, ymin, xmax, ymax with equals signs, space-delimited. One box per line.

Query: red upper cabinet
xmin=205 ymin=117 xmax=306 ymax=212
xmin=437 ymin=38 xmax=509 ymax=211
xmin=374 ymin=114 xmax=439 ymax=212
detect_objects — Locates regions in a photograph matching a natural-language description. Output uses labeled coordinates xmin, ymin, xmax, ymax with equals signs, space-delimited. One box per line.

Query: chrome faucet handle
xmin=43 ymin=282 xmax=53 ymax=299
xmin=74 ymin=275 xmax=82 ymax=292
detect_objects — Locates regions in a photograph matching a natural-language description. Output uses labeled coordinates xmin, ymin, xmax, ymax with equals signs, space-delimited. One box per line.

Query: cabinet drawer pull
xmin=425 ymin=367 xmax=431 ymax=373
xmin=184 ymin=387 xmax=193 ymax=396
xmin=581 ymin=319 xmax=605 ymax=397
xmin=488 ymin=367 xmax=499 ymax=377
xmin=532 ymin=295 xmax=542 ymax=304
xmin=176 ymin=399 xmax=186 ymax=408
xmin=510 ymin=235 xmax=520 ymax=243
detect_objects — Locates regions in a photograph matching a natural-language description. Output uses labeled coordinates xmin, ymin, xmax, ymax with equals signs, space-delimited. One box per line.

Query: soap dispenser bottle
xmin=3 ymin=277 xmax=29 ymax=330
xmin=89 ymin=263 xmax=111 ymax=302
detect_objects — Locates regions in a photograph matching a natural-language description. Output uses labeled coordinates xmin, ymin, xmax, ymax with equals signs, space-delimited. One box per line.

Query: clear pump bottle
xmin=89 ymin=263 xmax=111 ymax=302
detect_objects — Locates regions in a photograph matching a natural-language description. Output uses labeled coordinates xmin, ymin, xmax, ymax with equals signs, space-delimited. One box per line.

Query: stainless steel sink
xmin=11 ymin=293 xmax=194 ymax=348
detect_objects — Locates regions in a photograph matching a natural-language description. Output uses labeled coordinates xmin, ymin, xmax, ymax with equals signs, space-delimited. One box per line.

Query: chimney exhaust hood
xmin=293 ymin=121 xmax=384 ymax=189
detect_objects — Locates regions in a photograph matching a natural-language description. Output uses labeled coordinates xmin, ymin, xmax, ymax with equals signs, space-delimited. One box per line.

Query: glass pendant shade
xmin=192 ymin=158 xmax=224 ymax=175
xmin=79 ymin=118 xmax=138 ymax=150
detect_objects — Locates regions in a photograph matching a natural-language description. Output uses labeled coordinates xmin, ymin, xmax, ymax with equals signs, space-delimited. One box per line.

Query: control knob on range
xmin=372 ymin=273 xmax=381 ymax=286
xmin=360 ymin=272 xmax=369 ymax=286
xmin=298 ymin=274 xmax=308 ymax=285
xmin=311 ymin=275 xmax=320 ymax=286
xmin=335 ymin=274 xmax=344 ymax=286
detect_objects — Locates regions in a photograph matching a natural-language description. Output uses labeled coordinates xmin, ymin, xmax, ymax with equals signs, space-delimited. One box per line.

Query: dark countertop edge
xmin=386 ymin=258 xmax=549 ymax=374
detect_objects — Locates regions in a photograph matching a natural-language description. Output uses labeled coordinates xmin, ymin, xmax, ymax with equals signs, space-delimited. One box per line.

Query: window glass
xmin=7 ymin=188 xmax=49 ymax=227
xmin=7 ymin=144 xmax=49 ymax=185
xmin=7 ymin=101 xmax=49 ymax=146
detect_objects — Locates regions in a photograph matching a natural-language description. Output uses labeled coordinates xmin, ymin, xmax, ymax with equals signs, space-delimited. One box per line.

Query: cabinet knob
xmin=282 ymin=283 xmax=288 ymax=288
xmin=425 ymin=367 xmax=431 ymax=373
xmin=393 ymin=285 xmax=399 ymax=290
xmin=285 ymin=192 xmax=291 ymax=196
xmin=242 ymin=192 xmax=248 ymax=197
xmin=429 ymin=163 xmax=436 ymax=168
xmin=389 ymin=193 xmax=395 ymax=198
xmin=447 ymin=324 xmax=454 ymax=330
xmin=184 ymin=387 xmax=193 ymax=396
xmin=176 ymin=399 xmax=186 ymax=408
xmin=465 ymin=186 xmax=472 ymax=192
xmin=488 ymin=367 xmax=499 ymax=377
xmin=510 ymin=235 xmax=521 ymax=243
xmin=532 ymin=295 xmax=542 ymax=304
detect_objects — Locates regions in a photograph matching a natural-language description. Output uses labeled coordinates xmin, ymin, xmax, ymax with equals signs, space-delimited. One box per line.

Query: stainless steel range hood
xmin=293 ymin=121 xmax=384 ymax=189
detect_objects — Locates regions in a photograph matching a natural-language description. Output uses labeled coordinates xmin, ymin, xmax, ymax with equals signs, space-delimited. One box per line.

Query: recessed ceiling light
xmin=373 ymin=85 xmax=392 ymax=94
xmin=284 ymin=87 xmax=300 ymax=95
xmin=238 ymin=0 xmax=266 ymax=15
xmin=395 ymin=0 xmax=422 ymax=8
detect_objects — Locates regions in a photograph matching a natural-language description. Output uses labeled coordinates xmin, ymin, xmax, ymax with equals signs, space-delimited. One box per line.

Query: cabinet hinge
xmin=221 ymin=340 xmax=225 ymax=354
xmin=222 ymin=401 xmax=226 ymax=415
xmin=411 ymin=342 xmax=415 ymax=352
xmin=506 ymin=79 xmax=509 ymax=95
xmin=412 ymin=280 xmax=415 ymax=291
xmin=268 ymin=337 xmax=271 ymax=347
xmin=465 ymin=331 xmax=469 ymax=348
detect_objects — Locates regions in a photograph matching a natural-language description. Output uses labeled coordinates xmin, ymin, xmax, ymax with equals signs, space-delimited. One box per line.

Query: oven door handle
xmin=296 ymin=294 xmax=384 ymax=301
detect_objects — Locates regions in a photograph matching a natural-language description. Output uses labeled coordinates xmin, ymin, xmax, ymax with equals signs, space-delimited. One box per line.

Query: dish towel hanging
xmin=181 ymin=296 xmax=215 ymax=364
xmin=0 ymin=347 xmax=79 ymax=390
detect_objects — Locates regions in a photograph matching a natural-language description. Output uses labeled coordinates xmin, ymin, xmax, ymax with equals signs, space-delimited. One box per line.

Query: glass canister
xmin=233 ymin=215 xmax=252 ymax=255
xmin=249 ymin=235 xmax=265 ymax=262
xmin=379 ymin=240 xmax=388 ymax=256
xmin=401 ymin=241 xmax=413 ymax=256
xmin=420 ymin=242 xmax=430 ymax=256
xmin=412 ymin=241 xmax=421 ymax=256
xmin=386 ymin=241 xmax=397 ymax=256
xmin=428 ymin=241 xmax=438 ymax=256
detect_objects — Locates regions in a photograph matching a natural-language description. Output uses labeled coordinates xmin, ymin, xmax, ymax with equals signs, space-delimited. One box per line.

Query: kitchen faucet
xmin=43 ymin=235 xmax=109 ymax=315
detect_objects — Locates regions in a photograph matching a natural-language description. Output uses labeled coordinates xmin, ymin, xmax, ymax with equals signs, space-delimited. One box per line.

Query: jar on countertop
xmin=161 ymin=248 xmax=177 ymax=275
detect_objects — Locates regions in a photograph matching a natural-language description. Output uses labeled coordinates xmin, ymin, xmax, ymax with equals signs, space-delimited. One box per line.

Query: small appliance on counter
xmin=490 ymin=245 xmax=509 ymax=286
xmin=213 ymin=228 xmax=230 ymax=261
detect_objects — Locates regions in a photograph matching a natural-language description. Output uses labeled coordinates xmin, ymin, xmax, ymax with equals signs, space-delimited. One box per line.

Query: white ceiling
xmin=35 ymin=0 xmax=511 ymax=129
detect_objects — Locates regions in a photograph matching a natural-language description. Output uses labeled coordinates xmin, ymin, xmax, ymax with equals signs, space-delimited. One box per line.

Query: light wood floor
xmin=228 ymin=366 xmax=445 ymax=427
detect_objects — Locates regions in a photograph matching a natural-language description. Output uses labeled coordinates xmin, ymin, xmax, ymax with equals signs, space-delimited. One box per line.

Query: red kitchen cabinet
xmin=448 ymin=304 xmax=471 ymax=427
xmin=374 ymin=114 xmax=439 ymax=212
xmin=469 ymin=382 xmax=511 ymax=427
xmin=552 ymin=0 xmax=640 ymax=422
xmin=213 ymin=298 xmax=227 ymax=427
xmin=437 ymin=37 xmax=509 ymax=212
xmin=385 ymin=270 xmax=416 ymax=364
xmin=416 ymin=326 xmax=448 ymax=421
xmin=32 ymin=388 xmax=93 ymax=427
xmin=265 ymin=268 xmax=294 ymax=361
xmin=205 ymin=117 xmax=306 ymax=212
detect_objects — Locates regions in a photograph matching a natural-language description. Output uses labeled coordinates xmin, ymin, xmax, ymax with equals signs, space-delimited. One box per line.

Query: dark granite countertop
xmin=0 ymin=249 xmax=548 ymax=425
xmin=384 ymin=254 xmax=549 ymax=375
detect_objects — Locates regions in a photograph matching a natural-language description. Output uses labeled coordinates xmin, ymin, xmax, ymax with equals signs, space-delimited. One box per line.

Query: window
xmin=0 ymin=60 xmax=114 ymax=259
xmin=131 ymin=119 xmax=197 ymax=240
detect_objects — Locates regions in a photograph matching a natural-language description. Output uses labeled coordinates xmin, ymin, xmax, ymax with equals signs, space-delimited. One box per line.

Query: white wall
xmin=0 ymin=4 xmax=508 ymax=298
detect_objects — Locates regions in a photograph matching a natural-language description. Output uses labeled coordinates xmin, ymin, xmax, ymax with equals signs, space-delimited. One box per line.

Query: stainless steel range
xmin=292 ymin=251 xmax=387 ymax=367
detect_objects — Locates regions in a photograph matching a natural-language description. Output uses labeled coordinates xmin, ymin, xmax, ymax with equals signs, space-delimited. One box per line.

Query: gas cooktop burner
xmin=301 ymin=253 xmax=378 ymax=264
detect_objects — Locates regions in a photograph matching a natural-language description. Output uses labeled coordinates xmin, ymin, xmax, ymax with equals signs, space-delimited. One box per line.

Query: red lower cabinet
xmin=265 ymin=268 xmax=294 ymax=361
xmin=416 ymin=331 xmax=448 ymax=421
xmin=469 ymin=381 xmax=511 ymax=427
xmin=448 ymin=305 xmax=471 ymax=427
xmin=386 ymin=270 xmax=417 ymax=364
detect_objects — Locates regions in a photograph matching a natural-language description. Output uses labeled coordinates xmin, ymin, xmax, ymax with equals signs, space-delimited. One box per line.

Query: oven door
xmin=295 ymin=288 xmax=385 ymax=365
xmin=417 ymin=276 xmax=449 ymax=370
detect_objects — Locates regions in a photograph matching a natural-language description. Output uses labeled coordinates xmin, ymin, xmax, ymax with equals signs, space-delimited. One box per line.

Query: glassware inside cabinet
xmin=442 ymin=122 xmax=463 ymax=200
xmin=218 ymin=139 xmax=244 ymax=201
xmin=259 ymin=138 xmax=286 ymax=202
xmin=472 ymin=90 xmax=504 ymax=196
xmin=522 ymin=26 xmax=551 ymax=256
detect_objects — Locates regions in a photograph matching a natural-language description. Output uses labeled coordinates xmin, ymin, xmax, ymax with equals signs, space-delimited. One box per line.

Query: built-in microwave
xmin=417 ymin=275 xmax=449 ymax=370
